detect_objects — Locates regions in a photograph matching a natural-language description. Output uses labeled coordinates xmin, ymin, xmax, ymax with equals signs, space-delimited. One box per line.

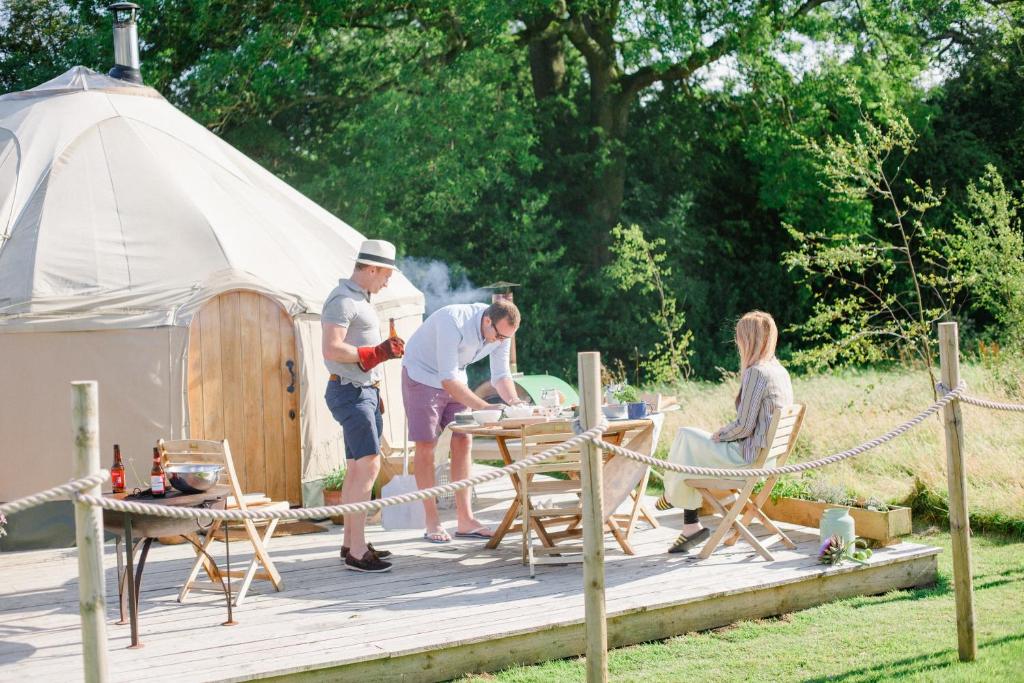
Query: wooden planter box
xmin=760 ymin=497 xmax=912 ymax=546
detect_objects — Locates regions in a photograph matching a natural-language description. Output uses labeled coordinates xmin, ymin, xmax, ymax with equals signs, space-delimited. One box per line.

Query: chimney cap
xmin=483 ymin=281 xmax=520 ymax=290
xmin=108 ymin=1 xmax=141 ymax=10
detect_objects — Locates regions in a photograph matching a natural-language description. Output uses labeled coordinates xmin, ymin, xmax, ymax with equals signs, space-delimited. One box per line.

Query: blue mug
xmin=627 ymin=401 xmax=649 ymax=419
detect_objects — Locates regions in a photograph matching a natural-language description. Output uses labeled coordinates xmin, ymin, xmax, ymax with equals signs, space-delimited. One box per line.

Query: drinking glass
xmin=539 ymin=389 xmax=561 ymax=418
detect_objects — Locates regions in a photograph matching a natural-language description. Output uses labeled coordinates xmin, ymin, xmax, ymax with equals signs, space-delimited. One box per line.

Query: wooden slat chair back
xmin=515 ymin=422 xmax=635 ymax=577
xmin=683 ymin=404 xmax=806 ymax=561
xmin=158 ymin=438 xmax=286 ymax=606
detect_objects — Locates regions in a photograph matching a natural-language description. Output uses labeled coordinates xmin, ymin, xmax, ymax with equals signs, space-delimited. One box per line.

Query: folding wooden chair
xmin=517 ymin=422 xmax=635 ymax=577
xmin=159 ymin=439 xmax=286 ymax=606
xmin=683 ymin=404 xmax=806 ymax=561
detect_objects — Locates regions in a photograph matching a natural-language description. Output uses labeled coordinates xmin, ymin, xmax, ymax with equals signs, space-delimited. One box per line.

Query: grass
xmin=458 ymin=529 xmax=1024 ymax=682
xmin=645 ymin=362 xmax=1024 ymax=536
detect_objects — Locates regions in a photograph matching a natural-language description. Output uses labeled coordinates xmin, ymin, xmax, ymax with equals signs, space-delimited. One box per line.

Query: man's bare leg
xmin=342 ymin=455 xmax=381 ymax=558
xmin=450 ymin=433 xmax=492 ymax=536
xmin=414 ymin=441 xmax=447 ymax=539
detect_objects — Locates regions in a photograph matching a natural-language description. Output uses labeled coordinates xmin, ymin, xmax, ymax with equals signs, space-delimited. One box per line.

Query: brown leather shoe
xmin=344 ymin=550 xmax=392 ymax=573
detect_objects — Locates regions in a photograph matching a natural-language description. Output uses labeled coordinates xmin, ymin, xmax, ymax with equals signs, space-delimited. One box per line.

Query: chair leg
xmin=234 ymin=518 xmax=280 ymax=606
xmin=697 ymin=480 xmax=759 ymax=560
xmin=606 ymin=517 xmax=634 ymax=555
xmin=242 ymin=519 xmax=283 ymax=589
xmin=178 ymin=522 xmax=221 ymax=603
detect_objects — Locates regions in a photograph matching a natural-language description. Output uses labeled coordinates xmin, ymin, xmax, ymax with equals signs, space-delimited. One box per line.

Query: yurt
xmin=0 ymin=63 xmax=424 ymax=510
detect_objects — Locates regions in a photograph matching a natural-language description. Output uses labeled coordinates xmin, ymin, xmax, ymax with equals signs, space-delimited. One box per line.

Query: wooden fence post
xmin=577 ymin=351 xmax=608 ymax=682
xmin=938 ymin=322 xmax=977 ymax=662
xmin=72 ymin=381 xmax=110 ymax=682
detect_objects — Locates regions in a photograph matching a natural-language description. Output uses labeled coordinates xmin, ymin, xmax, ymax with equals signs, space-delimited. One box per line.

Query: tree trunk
xmin=587 ymin=73 xmax=632 ymax=268
xmin=527 ymin=35 xmax=565 ymax=100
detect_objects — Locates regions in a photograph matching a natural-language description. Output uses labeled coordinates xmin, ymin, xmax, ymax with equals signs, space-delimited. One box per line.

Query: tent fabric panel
xmin=0 ymin=327 xmax=186 ymax=501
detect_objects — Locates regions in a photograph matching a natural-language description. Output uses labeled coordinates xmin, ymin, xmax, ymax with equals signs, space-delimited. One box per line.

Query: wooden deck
xmin=0 ymin=472 xmax=938 ymax=682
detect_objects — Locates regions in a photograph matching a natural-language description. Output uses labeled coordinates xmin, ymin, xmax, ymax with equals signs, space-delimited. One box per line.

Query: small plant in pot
xmin=612 ymin=384 xmax=649 ymax=419
xmin=322 ymin=466 xmax=346 ymax=525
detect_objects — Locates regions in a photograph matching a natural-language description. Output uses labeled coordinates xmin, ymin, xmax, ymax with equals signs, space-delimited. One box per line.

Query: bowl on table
xmin=472 ymin=409 xmax=504 ymax=426
xmin=601 ymin=404 xmax=628 ymax=421
xmin=453 ymin=411 xmax=476 ymax=426
xmin=503 ymin=403 xmax=535 ymax=420
xmin=166 ymin=464 xmax=224 ymax=494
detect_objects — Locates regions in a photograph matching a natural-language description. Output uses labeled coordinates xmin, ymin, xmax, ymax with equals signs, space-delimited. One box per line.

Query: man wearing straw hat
xmin=322 ymin=239 xmax=405 ymax=572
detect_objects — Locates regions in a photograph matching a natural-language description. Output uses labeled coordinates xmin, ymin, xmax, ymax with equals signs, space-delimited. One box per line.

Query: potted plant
xmin=322 ymin=466 xmax=346 ymax=525
xmin=754 ymin=476 xmax=912 ymax=546
xmin=612 ymin=384 xmax=649 ymax=419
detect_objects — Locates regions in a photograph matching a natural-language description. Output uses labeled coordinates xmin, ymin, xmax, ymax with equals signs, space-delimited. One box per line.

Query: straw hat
xmin=355 ymin=239 xmax=400 ymax=271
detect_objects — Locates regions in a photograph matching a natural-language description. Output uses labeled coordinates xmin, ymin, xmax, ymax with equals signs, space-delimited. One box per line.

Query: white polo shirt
xmin=402 ymin=303 xmax=512 ymax=390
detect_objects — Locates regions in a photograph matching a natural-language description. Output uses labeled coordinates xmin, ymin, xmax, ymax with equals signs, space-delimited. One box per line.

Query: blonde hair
xmin=733 ymin=311 xmax=778 ymax=408
xmin=735 ymin=310 xmax=778 ymax=372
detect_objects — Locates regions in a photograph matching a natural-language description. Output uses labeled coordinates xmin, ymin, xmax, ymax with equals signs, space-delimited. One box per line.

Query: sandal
xmin=654 ymin=495 xmax=673 ymax=511
xmin=423 ymin=529 xmax=452 ymax=544
xmin=668 ymin=527 xmax=710 ymax=554
xmin=454 ymin=526 xmax=494 ymax=539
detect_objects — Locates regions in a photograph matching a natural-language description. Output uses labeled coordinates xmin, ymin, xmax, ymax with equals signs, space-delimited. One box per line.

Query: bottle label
xmin=151 ymin=475 xmax=165 ymax=494
xmin=111 ymin=470 xmax=125 ymax=491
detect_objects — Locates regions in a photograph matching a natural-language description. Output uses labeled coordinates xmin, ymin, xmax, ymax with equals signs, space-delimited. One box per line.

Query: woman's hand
xmin=711 ymin=430 xmax=722 ymax=443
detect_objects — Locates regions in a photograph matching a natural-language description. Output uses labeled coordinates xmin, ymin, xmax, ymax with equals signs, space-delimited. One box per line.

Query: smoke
xmin=398 ymin=257 xmax=489 ymax=315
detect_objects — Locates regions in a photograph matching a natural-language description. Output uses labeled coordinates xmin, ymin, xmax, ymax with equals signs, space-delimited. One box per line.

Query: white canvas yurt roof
xmin=0 ymin=67 xmax=423 ymax=505
xmin=0 ymin=66 xmax=422 ymax=330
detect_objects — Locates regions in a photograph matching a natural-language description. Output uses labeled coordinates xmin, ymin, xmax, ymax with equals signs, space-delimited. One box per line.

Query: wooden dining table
xmin=449 ymin=416 xmax=662 ymax=549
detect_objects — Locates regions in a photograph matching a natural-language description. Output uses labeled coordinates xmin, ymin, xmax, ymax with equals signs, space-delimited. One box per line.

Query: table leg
xmin=223 ymin=523 xmax=236 ymax=626
xmin=115 ymin=535 xmax=128 ymax=625
xmin=124 ymin=516 xmax=142 ymax=649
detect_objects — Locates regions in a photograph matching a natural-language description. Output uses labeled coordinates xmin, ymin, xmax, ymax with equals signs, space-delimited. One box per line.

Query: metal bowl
xmin=601 ymin=404 xmax=628 ymax=420
xmin=166 ymin=464 xmax=224 ymax=494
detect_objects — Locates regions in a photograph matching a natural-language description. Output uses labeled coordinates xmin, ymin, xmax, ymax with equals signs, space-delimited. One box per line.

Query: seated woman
xmin=658 ymin=310 xmax=793 ymax=553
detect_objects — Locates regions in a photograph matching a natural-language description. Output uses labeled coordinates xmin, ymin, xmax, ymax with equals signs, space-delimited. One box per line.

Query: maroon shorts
xmin=402 ymin=368 xmax=467 ymax=442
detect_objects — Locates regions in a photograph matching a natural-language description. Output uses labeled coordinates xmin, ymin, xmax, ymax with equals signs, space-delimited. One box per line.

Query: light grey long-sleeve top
xmin=715 ymin=358 xmax=794 ymax=463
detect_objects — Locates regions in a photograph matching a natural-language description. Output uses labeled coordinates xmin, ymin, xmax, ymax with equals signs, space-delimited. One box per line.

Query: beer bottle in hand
xmin=389 ymin=317 xmax=398 ymax=339
xmin=111 ymin=444 xmax=126 ymax=494
xmin=151 ymin=447 xmax=166 ymax=497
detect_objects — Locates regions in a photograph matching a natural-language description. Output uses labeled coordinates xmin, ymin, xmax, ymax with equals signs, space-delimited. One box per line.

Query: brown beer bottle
xmin=150 ymin=447 xmax=166 ymax=497
xmin=389 ymin=317 xmax=398 ymax=339
xmin=111 ymin=444 xmax=126 ymax=494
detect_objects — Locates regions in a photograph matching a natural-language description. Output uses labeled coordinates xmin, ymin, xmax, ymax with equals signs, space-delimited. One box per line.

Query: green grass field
xmin=460 ymin=530 xmax=1024 ymax=682
xmin=458 ymin=362 xmax=1024 ymax=681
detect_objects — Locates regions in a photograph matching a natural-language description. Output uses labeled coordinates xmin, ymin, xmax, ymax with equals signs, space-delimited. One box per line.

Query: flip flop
xmin=454 ymin=526 xmax=494 ymax=539
xmin=668 ymin=527 xmax=710 ymax=554
xmin=423 ymin=530 xmax=452 ymax=544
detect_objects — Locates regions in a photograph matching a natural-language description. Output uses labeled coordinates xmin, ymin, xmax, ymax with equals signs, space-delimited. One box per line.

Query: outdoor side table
xmin=103 ymin=486 xmax=231 ymax=648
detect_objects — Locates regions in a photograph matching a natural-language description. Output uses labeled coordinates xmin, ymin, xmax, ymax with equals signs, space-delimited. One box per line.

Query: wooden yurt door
xmin=187 ymin=291 xmax=302 ymax=505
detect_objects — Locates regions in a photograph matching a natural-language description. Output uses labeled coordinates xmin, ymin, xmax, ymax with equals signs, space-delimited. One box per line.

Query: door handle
xmin=285 ymin=359 xmax=296 ymax=393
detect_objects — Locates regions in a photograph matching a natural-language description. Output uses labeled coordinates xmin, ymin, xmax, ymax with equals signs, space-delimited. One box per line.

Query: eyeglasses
xmin=489 ymin=320 xmax=512 ymax=342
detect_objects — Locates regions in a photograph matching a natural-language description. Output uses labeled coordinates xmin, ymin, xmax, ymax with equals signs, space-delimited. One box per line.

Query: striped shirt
xmin=716 ymin=358 xmax=794 ymax=463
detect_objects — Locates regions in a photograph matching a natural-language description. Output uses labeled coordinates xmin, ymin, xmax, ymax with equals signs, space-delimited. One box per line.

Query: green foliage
xmin=322 ymin=466 xmax=346 ymax=492
xmin=1 ymin=0 xmax=1021 ymax=380
xmin=612 ymin=384 xmax=640 ymax=404
xmin=783 ymin=102 xmax=958 ymax=387
xmin=947 ymin=166 xmax=1024 ymax=348
xmin=606 ymin=224 xmax=693 ymax=383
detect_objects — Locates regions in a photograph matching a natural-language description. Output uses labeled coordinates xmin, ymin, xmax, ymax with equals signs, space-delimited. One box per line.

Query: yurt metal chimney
xmin=484 ymin=281 xmax=520 ymax=373
xmin=107 ymin=2 xmax=142 ymax=84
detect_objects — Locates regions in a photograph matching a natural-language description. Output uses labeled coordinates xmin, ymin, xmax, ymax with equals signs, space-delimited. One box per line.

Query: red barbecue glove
xmin=357 ymin=337 xmax=405 ymax=371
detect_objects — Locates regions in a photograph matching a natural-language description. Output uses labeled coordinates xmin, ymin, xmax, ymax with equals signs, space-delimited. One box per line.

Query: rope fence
xmin=4 ymin=380 xmax=1021 ymax=522
xmin=594 ymin=381 xmax=966 ymax=478
xmin=69 ymin=423 xmax=608 ymax=522
xmin=3 ymin=328 xmax=1019 ymax=679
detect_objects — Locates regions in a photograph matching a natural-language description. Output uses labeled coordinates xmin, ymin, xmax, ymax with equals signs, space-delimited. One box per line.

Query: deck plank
xmin=0 ymin=470 xmax=938 ymax=682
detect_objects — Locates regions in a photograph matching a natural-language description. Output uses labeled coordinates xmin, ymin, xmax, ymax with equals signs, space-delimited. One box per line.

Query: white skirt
xmin=663 ymin=427 xmax=746 ymax=510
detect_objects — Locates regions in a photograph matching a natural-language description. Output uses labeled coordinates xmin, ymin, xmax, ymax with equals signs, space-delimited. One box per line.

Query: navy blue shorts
xmin=325 ymin=381 xmax=383 ymax=460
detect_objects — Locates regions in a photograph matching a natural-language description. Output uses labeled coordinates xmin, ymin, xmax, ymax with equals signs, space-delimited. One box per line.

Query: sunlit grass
xmin=459 ymin=531 xmax=1024 ymax=682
